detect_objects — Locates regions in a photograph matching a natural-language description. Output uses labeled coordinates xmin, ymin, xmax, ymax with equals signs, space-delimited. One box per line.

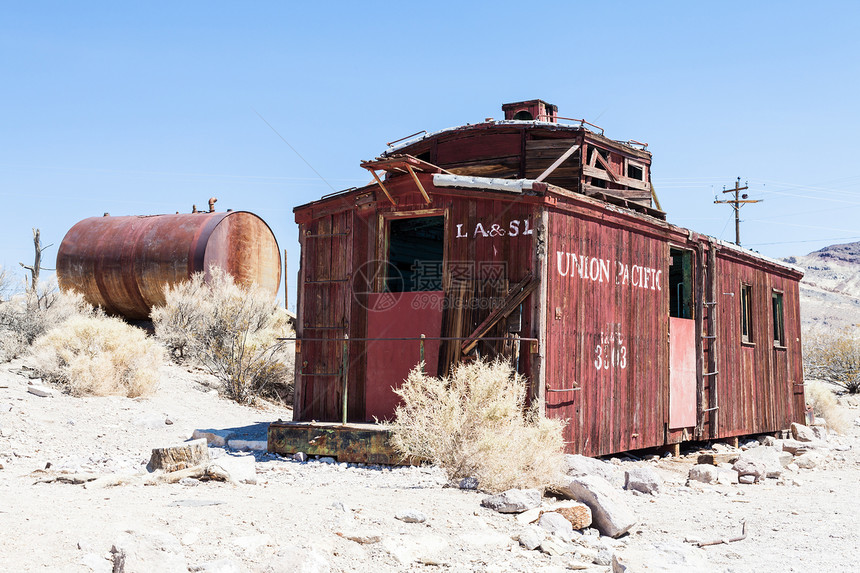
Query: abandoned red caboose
xmin=270 ymin=100 xmax=805 ymax=460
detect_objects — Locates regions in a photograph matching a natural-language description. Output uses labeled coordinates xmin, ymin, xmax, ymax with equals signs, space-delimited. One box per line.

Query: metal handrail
xmin=534 ymin=114 xmax=605 ymax=135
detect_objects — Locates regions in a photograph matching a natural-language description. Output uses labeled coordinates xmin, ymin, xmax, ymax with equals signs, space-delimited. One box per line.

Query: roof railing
xmin=535 ymin=114 xmax=605 ymax=135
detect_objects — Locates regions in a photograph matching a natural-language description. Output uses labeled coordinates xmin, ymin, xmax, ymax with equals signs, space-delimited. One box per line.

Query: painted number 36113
xmin=594 ymin=344 xmax=627 ymax=371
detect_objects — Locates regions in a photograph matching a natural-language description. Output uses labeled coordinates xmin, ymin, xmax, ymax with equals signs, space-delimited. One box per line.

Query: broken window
xmin=386 ymin=216 xmax=445 ymax=293
xmin=627 ymin=162 xmax=644 ymax=181
xmin=772 ymin=290 xmax=785 ymax=347
xmin=669 ymin=248 xmax=693 ymax=319
xmin=741 ymin=284 xmax=753 ymax=343
xmin=587 ymin=146 xmax=610 ymax=169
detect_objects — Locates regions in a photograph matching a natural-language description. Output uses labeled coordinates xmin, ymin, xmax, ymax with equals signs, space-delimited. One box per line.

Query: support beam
xmin=536 ymin=144 xmax=580 ymax=182
xmin=405 ymin=165 xmax=432 ymax=204
xmin=369 ymin=170 xmax=397 ymax=205
xmin=593 ymin=151 xmax=618 ymax=182
xmin=461 ymin=274 xmax=538 ymax=354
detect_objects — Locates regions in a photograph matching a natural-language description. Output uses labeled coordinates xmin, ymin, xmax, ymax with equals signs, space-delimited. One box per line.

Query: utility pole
xmin=714 ymin=178 xmax=761 ymax=246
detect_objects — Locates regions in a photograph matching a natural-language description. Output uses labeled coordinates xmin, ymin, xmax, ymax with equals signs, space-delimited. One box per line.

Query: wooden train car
xmin=286 ymin=100 xmax=805 ymax=457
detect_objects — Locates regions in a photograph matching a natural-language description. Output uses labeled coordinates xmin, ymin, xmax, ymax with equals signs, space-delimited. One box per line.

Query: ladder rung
xmin=704 ymin=371 xmax=719 ymax=376
xmin=702 ymin=335 xmax=717 ymax=339
xmin=704 ymin=301 xmax=718 ymax=305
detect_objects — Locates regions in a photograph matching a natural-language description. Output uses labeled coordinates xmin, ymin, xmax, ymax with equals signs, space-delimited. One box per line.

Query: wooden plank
xmin=461 ymin=274 xmax=537 ymax=354
xmin=536 ymin=144 xmax=581 ymax=182
xmin=525 ymin=138 xmax=578 ymax=150
xmin=405 ymin=165 xmax=432 ymax=204
xmin=369 ymin=170 xmax=397 ymax=205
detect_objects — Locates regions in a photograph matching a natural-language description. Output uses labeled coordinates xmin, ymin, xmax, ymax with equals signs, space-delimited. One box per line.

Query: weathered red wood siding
xmin=293 ymin=209 xmax=355 ymax=422
xmin=293 ymin=176 xmax=805 ymax=452
xmin=544 ymin=202 xmax=672 ymax=457
xmin=707 ymin=250 xmax=805 ymax=438
xmin=294 ymin=175 xmax=540 ymax=422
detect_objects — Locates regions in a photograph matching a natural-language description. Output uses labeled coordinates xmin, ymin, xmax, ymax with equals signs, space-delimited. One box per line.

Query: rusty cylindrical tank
xmin=57 ymin=211 xmax=281 ymax=319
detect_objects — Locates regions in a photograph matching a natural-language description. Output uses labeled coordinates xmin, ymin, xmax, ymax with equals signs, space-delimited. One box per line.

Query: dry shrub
xmin=151 ymin=268 xmax=295 ymax=404
xmin=0 ymin=279 xmax=94 ymax=362
xmin=805 ymin=380 xmax=850 ymax=434
xmin=803 ymin=327 xmax=860 ymax=393
xmin=30 ymin=315 xmax=162 ymax=397
xmin=389 ymin=358 xmax=566 ymax=492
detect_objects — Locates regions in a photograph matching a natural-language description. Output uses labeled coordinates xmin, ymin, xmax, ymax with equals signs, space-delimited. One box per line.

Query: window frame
xmin=375 ymin=208 xmax=448 ymax=293
xmin=740 ymin=283 xmax=754 ymax=345
xmin=772 ymin=289 xmax=786 ymax=348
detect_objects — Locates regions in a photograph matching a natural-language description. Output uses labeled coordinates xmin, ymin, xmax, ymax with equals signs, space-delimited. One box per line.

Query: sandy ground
xmin=1 ymin=359 xmax=858 ymax=573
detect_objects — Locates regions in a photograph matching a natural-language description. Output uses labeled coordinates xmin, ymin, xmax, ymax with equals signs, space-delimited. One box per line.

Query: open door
xmin=669 ymin=248 xmax=696 ymax=429
xmin=365 ymin=214 xmax=445 ymax=421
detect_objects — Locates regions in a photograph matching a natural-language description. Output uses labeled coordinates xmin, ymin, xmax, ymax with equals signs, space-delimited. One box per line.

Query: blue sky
xmin=2 ymin=2 xmax=859 ymax=309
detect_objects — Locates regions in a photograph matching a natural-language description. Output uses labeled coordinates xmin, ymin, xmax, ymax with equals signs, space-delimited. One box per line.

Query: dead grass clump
xmin=805 ymin=380 xmax=850 ymax=434
xmin=151 ymin=268 xmax=295 ymax=404
xmin=30 ymin=315 xmax=162 ymax=397
xmin=389 ymin=358 xmax=566 ymax=493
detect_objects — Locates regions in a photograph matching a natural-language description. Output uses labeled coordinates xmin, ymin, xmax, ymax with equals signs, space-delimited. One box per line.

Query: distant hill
xmin=783 ymin=241 xmax=860 ymax=330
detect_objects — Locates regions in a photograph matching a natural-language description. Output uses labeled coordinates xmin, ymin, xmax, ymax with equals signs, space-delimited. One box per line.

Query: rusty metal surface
xmin=57 ymin=211 xmax=280 ymax=319
xmin=267 ymin=421 xmax=410 ymax=465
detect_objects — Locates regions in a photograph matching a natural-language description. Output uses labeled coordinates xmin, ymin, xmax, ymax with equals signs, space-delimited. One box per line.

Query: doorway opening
xmin=669 ymin=248 xmax=694 ymax=319
xmin=386 ymin=216 xmax=445 ymax=292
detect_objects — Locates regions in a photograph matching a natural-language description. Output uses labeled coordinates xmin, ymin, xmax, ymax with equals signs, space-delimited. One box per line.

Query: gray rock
xmin=27 ymin=385 xmax=56 ymax=398
xmin=791 ymin=422 xmax=816 ymax=442
xmin=517 ymin=526 xmax=544 ymax=551
xmin=715 ymin=469 xmax=739 ymax=485
xmin=732 ymin=458 xmax=767 ymax=483
xmin=481 ymin=488 xmax=541 ymax=513
xmin=736 ymin=447 xmax=783 ymax=478
xmin=539 ymin=537 xmax=568 ymax=556
xmin=318 ymin=456 xmax=337 ymax=464
xmin=556 ymin=475 xmax=636 ymax=538
xmin=539 ymin=511 xmax=574 ymax=539
xmin=293 ymin=452 xmax=308 ymax=462
xmin=738 ymin=474 xmax=757 ymax=484
xmin=795 ymin=452 xmax=822 ymax=469
xmin=459 ymin=476 xmax=478 ymax=490
xmin=624 ymin=467 xmax=662 ymax=494
xmin=565 ymin=454 xmax=622 ymax=486
xmin=777 ymin=451 xmax=794 ymax=468
xmin=395 ymin=509 xmax=427 ymax=523
xmin=688 ymin=464 xmax=719 ymax=484
xmin=191 ymin=429 xmax=236 ymax=447
xmin=758 ymin=435 xmax=778 ymax=447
